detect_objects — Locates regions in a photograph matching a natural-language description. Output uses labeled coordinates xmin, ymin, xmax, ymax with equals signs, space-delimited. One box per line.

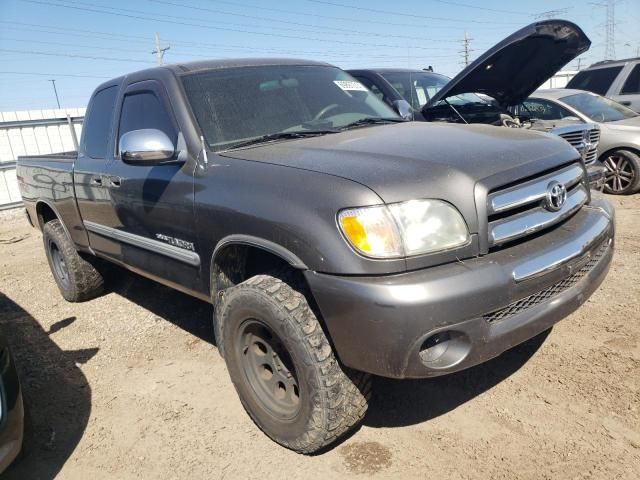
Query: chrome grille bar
xmin=489 ymin=184 xmax=588 ymax=246
xmin=488 ymin=163 xmax=584 ymax=215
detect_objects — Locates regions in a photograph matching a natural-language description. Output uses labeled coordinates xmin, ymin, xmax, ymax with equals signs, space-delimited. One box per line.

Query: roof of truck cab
xmin=166 ymin=58 xmax=332 ymax=74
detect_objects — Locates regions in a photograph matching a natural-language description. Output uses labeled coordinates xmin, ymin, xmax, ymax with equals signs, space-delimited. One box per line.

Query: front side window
xmin=566 ymin=66 xmax=623 ymax=96
xmin=81 ymin=85 xmax=117 ymax=158
xmin=118 ymin=90 xmax=177 ymax=146
xmin=560 ymin=92 xmax=638 ymax=122
xmin=181 ymin=65 xmax=398 ymax=151
xmin=380 ymin=71 xmax=486 ymax=109
xmin=621 ymin=64 xmax=640 ymax=95
xmin=521 ymin=99 xmax=572 ymax=120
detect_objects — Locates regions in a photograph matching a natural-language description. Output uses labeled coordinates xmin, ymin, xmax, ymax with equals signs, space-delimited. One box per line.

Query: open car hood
xmin=424 ymin=20 xmax=590 ymax=110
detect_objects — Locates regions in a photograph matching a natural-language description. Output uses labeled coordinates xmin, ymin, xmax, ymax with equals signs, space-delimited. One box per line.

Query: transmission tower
xmin=604 ymin=0 xmax=616 ymax=60
xmin=461 ymin=32 xmax=473 ymax=66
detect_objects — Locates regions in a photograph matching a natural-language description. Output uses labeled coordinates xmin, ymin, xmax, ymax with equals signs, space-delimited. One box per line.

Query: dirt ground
xmin=0 ymin=195 xmax=638 ymax=480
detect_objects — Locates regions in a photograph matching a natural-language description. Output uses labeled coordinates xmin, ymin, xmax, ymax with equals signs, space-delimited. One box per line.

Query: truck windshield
xmin=560 ymin=92 xmax=637 ymax=122
xmin=181 ymin=65 xmax=398 ymax=151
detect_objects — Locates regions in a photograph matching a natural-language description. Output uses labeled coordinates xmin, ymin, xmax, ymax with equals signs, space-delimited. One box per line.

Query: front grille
xmin=558 ymin=128 xmax=600 ymax=166
xmin=484 ymin=240 xmax=609 ymax=323
xmin=558 ymin=131 xmax=584 ymax=146
xmin=487 ymin=162 xmax=588 ymax=247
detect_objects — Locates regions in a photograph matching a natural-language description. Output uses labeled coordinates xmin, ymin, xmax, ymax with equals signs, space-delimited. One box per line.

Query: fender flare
xmin=211 ymin=234 xmax=308 ymax=271
xmin=35 ymin=199 xmax=73 ymax=241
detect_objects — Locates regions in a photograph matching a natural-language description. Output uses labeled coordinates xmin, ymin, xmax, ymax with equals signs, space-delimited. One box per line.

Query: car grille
xmin=486 ymin=162 xmax=588 ymax=247
xmin=558 ymin=128 xmax=600 ymax=166
xmin=484 ymin=240 xmax=609 ymax=323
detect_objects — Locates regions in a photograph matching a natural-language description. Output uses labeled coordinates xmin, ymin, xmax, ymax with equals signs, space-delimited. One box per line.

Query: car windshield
xmin=560 ymin=92 xmax=638 ymax=122
xmin=379 ymin=71 xmax=487 ymax=109
xmin=181 ymin=65 xmax=399 ymax=151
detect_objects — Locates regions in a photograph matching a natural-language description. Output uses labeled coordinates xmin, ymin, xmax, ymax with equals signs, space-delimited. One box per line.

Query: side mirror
xmin=392 ymin=99 xmax=413 ymax=120
xmin=120 ymin=129 xmax=175 ymax=165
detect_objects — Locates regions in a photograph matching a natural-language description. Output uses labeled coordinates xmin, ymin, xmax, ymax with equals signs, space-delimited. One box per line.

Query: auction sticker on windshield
xmin=334 ymin=80 xmax=368 ymax=92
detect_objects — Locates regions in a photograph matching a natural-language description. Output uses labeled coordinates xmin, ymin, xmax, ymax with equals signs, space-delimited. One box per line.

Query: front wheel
xmin=216 ymin=272 xmax=371 ymax=453
xmin=602 ymin=149 xmax=640 ymax=195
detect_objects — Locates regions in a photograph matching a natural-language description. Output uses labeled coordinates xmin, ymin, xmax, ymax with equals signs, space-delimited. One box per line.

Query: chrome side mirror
xmin=392 ymin=99 xmax=413 ymax=120
xmin=120 ymin=129 xmax=175 ymax=164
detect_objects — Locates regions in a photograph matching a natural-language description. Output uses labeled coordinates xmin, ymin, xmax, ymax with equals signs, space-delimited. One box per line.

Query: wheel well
xmin=36 ymin=202 xmax=58 ymax=229
xmin=599 ymin=146 xmax=640 ymax=162
xmin=210 ymin=244 xmax=303 ymax=299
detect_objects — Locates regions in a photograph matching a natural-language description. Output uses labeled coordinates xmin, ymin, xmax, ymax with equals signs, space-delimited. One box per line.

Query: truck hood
xmin=424 ymin=20 xmax=590 ymax=109
xmin=219 ymin=122 xmax=579 ymax=233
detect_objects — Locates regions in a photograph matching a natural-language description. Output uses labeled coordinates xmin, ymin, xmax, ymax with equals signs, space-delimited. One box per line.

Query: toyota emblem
xmin=545 ymin=181 xmax=567 ymax=212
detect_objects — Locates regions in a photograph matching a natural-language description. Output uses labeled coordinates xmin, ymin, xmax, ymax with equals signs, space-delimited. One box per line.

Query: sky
xmin=1 ymin=0 xmax=639 ymax=111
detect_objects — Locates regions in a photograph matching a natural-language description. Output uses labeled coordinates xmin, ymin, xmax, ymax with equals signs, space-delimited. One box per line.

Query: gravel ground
xmin=0 ymin=195 xmax=639 ymax=480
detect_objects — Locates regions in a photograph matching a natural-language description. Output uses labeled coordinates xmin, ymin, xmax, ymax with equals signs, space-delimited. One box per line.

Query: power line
xmin=535 ymin=9 xmax=569 ymax=20
xmin=0 ymin=48 xmax=154 ymax=64
xmin=144 ymin=0 xmax=462 ymax=43
xmin=303 ymin=0 xmax=522 ymax=25
xmin=21 ymin=0 xmax=462 ymax=51
xmin=207 ymin=0 xmax=515 ymax=31
xmin=432 ymin=0 xmax=534 ymax=16
xmin=0 ymin=71 xmax=112 ymax=79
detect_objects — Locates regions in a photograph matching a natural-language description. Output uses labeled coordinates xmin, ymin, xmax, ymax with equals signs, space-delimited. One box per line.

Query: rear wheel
xmin=602 ymin=149 xmax=640 ymax=195
xmin=216 ymin=271 xmax=371 ymax=453
xmin=43 ymin=219 xmax=104 ymax=302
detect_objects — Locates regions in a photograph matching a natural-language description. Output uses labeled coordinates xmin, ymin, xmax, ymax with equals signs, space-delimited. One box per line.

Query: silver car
xmin=516 ymin=89 xmax=640 ymax=195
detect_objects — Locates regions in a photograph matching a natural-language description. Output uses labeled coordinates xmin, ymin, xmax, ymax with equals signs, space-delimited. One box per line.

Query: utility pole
xmin=48 ymin=79 xmax=61 ymax=109
xmin=461 ymin=32 xmax=473 ymax=67
xmin=152 ymin=32 xmax=170 ymax=66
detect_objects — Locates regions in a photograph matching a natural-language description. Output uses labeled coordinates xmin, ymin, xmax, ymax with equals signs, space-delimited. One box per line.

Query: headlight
xmin=339 ymin=200 xmax=470 ymax=258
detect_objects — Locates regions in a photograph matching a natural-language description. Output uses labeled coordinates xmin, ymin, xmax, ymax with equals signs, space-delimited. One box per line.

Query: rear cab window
xmin=80 ymin=86 xmax=118 ymax=158
xmin=567 ymin=66 xmax=623 ymax=96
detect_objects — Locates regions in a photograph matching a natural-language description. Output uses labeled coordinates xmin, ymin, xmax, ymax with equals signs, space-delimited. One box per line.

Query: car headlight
xmin=338 ymin=199 xmax=470 ymax=258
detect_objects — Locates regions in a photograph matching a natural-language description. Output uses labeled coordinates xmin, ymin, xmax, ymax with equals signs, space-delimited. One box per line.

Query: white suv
xmin=567 ymin=57 xmax=640 ymax=113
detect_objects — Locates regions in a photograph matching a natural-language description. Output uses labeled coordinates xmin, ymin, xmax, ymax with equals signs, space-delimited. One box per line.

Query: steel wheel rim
xmin=604 ymin=154 xmax=635 ymax=192
xmin=235 ymin=319 xmax=301 ymax=420
xmin=49 ymin=241 xmax=70 ymax=288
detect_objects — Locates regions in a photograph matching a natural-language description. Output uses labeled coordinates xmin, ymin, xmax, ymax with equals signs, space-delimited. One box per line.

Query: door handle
xmin=620 ymin=101 xmax=631 ymax=106
xmin=90 ymin=176 xmax=102 ymax=186
xmin=109 ymin=176 xmax=122 ymax=188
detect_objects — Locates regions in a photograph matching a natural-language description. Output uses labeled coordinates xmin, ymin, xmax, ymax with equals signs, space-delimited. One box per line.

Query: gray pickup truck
xmin=17 ymin=58 xmax=615 ymax=453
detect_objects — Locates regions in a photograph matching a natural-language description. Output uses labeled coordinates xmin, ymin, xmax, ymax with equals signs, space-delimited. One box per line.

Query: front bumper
xmin=306 ymin=198 xmax=614 ymax=379
xmin=587 ymin=162 xmax=607 ymax=191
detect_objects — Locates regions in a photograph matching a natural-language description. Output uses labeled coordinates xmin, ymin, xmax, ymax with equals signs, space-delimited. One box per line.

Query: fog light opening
xmin=418 ymin=330 xmax=470 ymax=368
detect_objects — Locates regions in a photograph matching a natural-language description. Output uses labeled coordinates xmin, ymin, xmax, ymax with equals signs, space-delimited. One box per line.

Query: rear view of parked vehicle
xmin=567 ymin=57 xmax=640 ymax=113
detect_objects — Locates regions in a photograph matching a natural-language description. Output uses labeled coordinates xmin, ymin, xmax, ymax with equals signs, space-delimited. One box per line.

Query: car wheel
xmin=602 ymin=149 xmax=640 ymax=195
xmin=43 ymin=219 xmax=104 ymax=302
xmin=216 ymin=271 xmax=371 ymax=453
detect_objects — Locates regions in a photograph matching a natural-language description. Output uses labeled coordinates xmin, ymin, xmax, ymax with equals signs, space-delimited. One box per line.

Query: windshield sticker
xmin=333 ymin=80 xmax=368 ymax=92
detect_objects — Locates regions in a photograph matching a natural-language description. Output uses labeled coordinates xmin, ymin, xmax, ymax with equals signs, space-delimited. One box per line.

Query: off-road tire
xmin=602 ymin=149 xmax=640 ymax=195
xmin=43 ymin=219 xmax=104 ymax=302
xmin=216 ymin=271 xmax=371 ymax=453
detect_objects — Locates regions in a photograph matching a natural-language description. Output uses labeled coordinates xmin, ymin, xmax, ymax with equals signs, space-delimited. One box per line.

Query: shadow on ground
xmin=0 ymin=292 xmax=97 ymax=480
xmin=105 ymin=266 xmax=215 ymax=345
xmin=365 ymin=329 xmax=550 ymax=428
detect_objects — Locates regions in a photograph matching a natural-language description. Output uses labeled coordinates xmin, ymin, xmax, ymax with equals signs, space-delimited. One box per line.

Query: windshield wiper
xmin=224 ymin=130 xmax=338 ymax=150
xmin=340 ymin=117 xmax=405 ymax=130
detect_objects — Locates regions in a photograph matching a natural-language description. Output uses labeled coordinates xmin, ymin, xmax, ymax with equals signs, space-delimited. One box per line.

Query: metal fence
xmin=0 ymin=108 xmax=84 ymax=209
